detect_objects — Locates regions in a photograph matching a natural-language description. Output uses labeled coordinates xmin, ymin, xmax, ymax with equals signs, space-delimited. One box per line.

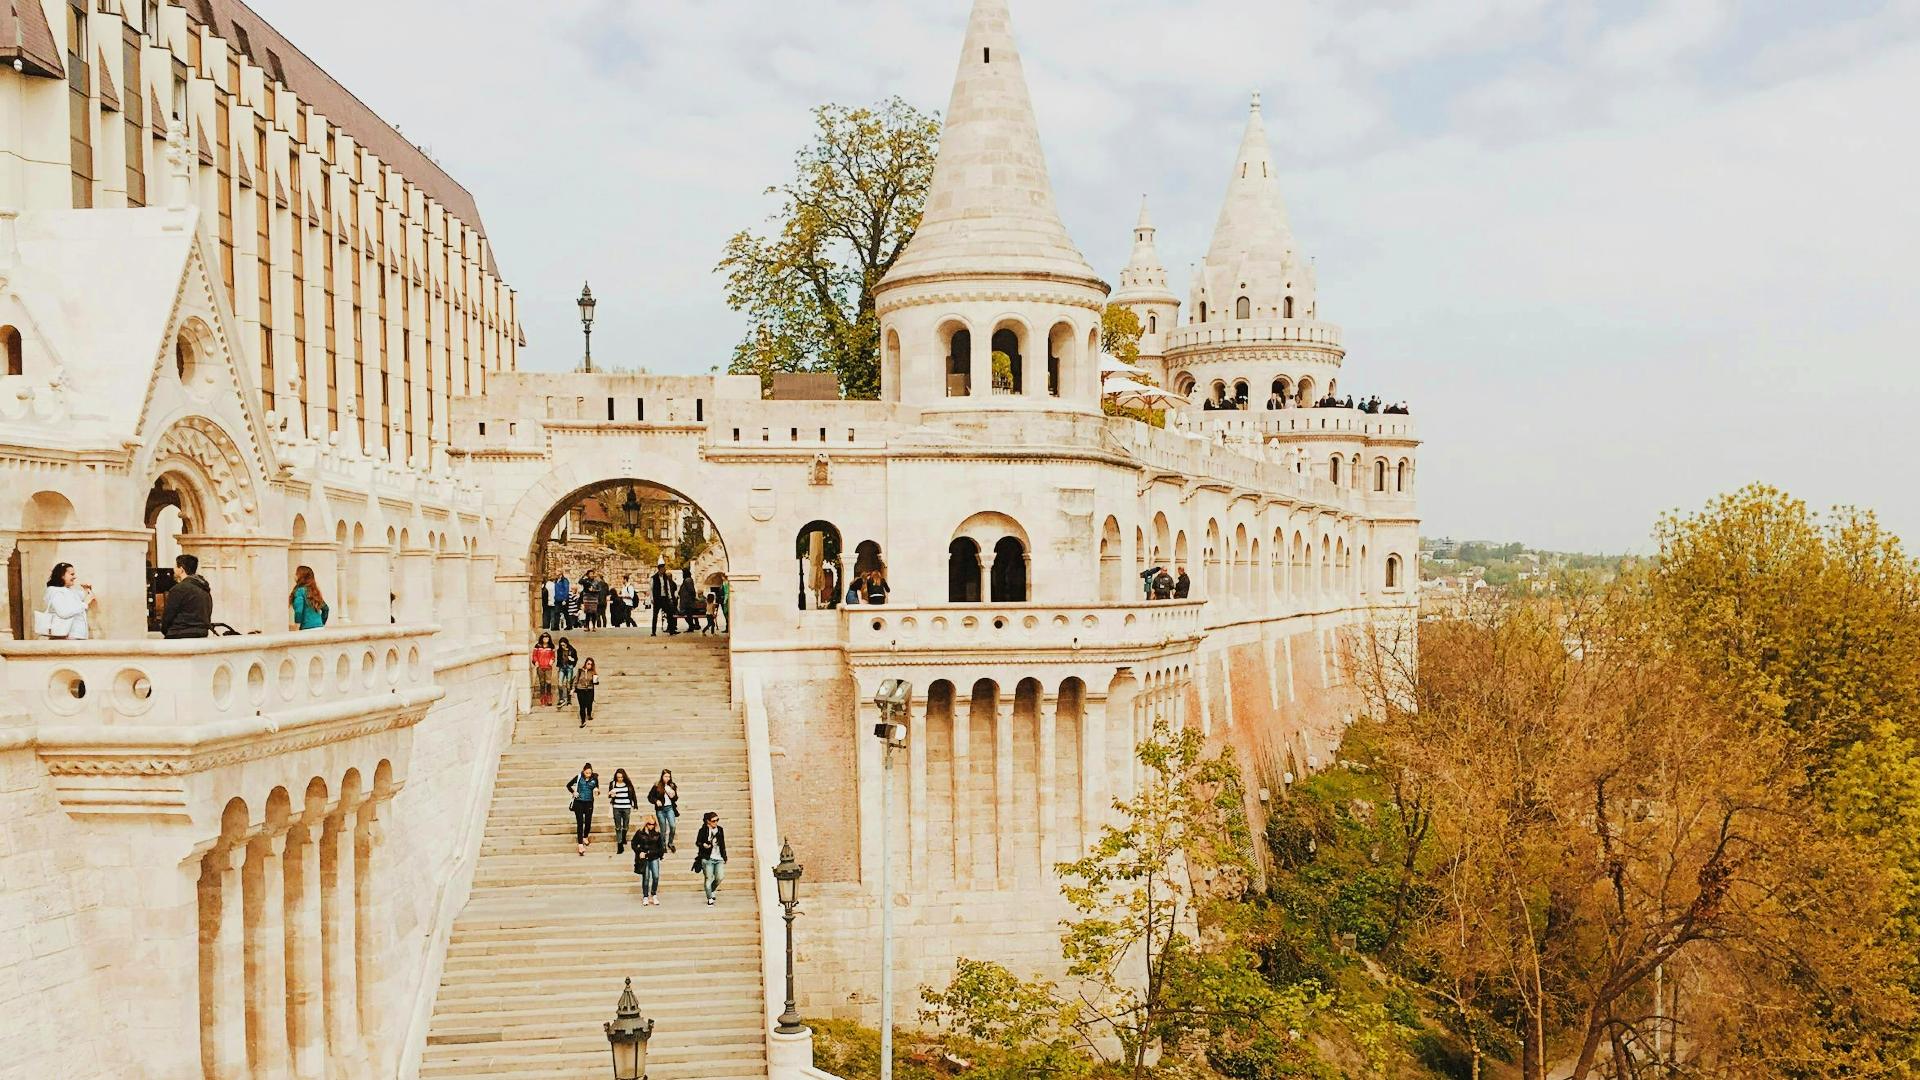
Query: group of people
xmin=565 ymin=765 xmax=729 ymax=905
xmin=805 ymin=562 xmax=890 ymax=610
xmin=543 ymin=570 xmax=643 ymax=632
xmin=1140 ymin=564 xmax=1193 ymax=601
xmin=43 ymin=554 xmax=218 ymax=642
xmin=1201 ymin=390 xmax=1410 ymax=415
xmin=530 ymin=633 xmax=601 ymax=725
xmin=649 ymin=559 xmax=726 ymax=636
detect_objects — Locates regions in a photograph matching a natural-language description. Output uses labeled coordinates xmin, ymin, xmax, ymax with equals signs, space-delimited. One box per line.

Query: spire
xmin=1113 ymin=195 xmax=1177 ymax=305
xmin=878 ymin=0 xmax=1101 ymax=291
xmin=1206 ymin=91 xmax=1294 ymax=266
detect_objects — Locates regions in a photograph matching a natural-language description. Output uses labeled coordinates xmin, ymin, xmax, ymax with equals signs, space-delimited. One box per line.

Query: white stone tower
xmin=1108 ymin=197 xmax=1182 ymax=381
xmin=875 ymin=0 xmax=1109 ymax=411
xmin=1164 ymin=94 xmax=1345 ymax=407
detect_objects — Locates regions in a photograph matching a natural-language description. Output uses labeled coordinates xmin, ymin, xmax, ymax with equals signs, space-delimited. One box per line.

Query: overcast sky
xmin=250 ymin=0 xmax=1920 ymax=554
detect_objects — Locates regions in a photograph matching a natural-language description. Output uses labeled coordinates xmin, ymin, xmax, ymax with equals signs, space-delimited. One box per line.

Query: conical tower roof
xmin=1113 ymin=196 xmax=1178 ymax=305
xmin=1206 ymin=93 xmax=1298 ymax=272
xmin=879 ymin=0 xmax=1103 ymax=291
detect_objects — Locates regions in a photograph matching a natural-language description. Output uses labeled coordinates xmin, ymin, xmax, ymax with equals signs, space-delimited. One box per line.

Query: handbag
xmin=692 ymin=855 xmax=706 ymax=873
xmin=34 ymin=610 xmax=72 ymax=638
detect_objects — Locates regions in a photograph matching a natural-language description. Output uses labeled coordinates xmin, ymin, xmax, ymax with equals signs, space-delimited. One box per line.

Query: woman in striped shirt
xmin=608 ymin=768 xmax=637 ymax=854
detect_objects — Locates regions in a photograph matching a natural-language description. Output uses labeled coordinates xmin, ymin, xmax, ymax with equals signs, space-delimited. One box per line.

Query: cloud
xmin=245 ymin=0 xmax=1920 ymax=551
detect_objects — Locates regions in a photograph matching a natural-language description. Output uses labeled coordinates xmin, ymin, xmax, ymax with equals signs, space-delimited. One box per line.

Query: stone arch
xmin=989 ymin=317 xmax=1030 ymax=395
xmin=144 ymin=415 xmax=261 ymax=536
xmin=940 ymin=318 xmax=973 ymax=398
xmin=1173 ymin=371 xmax=1195 ymax=397
xmin=1296 ymin=375 xmax=1314 ymax=405
xmin=1271 ymin=527 xmax=1285 ymax=600
xmin=1204 ymin=519 xmax=1222 ymax=597
xmin=883 ymin=328 xmax=902 ymax=403
xmin=493 ymin=459 xmax=749 ymax=583
xmin=1 ymin=324 xmax=20 ymax=376
xmin=1151 ymin=512 xmax=1171 ymax=565
xmin=796 ymin=520 xmax=843 ymax=610
xmin=1235 ymin=296 xmax=1251 ymax=319
xmin=1374 ymin=458 xmax=1388 ymax=492
xmin=990 ymin=536 xmax=1028 ymax=602
xmin=1084 ymin=326 xmax=1100 ymax=399
xmin=1098 ymin=515 xmax=1123 ymax=601
xmin=1047 ymin=320 xmax=1075 ymax=398
xmin=947 ymin=537 xmax=982 ymax=603
xmin=1386 ymin=553 xmax=1402 ymax=590
xmin=173 ymin=315 xmax=216 ymax=387
xmin=1397 ymin=458 xmax=1410 ymax=493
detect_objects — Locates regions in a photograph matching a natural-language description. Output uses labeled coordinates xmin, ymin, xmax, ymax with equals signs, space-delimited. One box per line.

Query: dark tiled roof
xmin=194 ymin=0 xmax=500 ymax=276
xmin=0 ymin=0 xmax=64 ymax=79
xmin=97 ymin=47 xmax=121 ymax=111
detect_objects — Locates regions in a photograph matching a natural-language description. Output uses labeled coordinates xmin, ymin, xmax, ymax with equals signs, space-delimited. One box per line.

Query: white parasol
xmin=1098 ymin=352 xmax=1149 ymax=377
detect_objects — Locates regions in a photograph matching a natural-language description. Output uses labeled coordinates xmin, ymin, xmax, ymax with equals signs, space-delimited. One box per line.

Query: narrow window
xmin=2 ymin=326 xmax=20 ymax=376
xmin=1147 ymin=313 xmax=1157 ymax=333
xmin=478 ymin=422 xmax=487 ymax=436
xmin=819 ymin=427 xmax=827 ymax=441
xmin=696 ymin=398 xmax=704 ymax=421
xmin=637 ymin=397 xmax=645 ymax=421
xmin=1198 ymin=302 xmax=1208 ymax=323
xmin=1236 ymin=296 xmax=1251 ymax=319
xmin=984 ymin=48 xmax=991 ymax=62
xmin=606 ymin=397 xmax=615 ymax=421
xmin=1283 ymin=296 xmax=1295 ymax=319
xmin=790 ymin=427 xmax=798 ymax=441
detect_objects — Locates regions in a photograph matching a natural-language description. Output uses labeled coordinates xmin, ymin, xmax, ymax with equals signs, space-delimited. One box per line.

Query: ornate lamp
xmin=604 ymin=978 xmax=653 ymax=1080
xmin=622 ymin=485 xmax=643 ymax=530
xmin=774 ymin=840 xmax=806 ymax=1033
xmin=577 ymin=282 xmax=597 ymax=373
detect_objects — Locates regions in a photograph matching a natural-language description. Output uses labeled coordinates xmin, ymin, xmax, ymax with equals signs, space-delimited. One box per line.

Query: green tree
xmin=675 ymin=510 xmax=711 ymax=568
xmin=596 ymin=527 xmax=661 ymax=568
xmin=717 ymin=98 xmax=940 ymax=399
xmin=1102 ymin=305 xmax=1144 ymax=366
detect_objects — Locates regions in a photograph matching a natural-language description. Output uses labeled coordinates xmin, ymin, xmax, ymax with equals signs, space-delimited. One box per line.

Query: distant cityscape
xmin=1420 ymin=536 xmax=1642 ymax=597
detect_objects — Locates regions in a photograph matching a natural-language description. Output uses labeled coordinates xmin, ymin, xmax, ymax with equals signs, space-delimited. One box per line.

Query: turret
xmin=873 ymin=0 xmax=1109 ymax=410
xmin=1164 ymin=94 xmax=1344 ymax=408
xmin=1109 ymin=197 xmax=1181 ymax=375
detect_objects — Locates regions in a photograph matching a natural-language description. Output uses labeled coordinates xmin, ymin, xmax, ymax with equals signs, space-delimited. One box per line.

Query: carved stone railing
xmin=845 ymin=600 xmax=1203 ymax=662
xmin=0 ymin=625 xmax=443 ymax=819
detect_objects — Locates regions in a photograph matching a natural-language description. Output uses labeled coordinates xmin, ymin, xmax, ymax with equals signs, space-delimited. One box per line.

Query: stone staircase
xmin=419 ymin=632 xmax=768 ymax=1079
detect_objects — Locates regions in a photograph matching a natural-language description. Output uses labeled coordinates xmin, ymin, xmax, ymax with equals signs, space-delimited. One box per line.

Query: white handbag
xmin=34 ymin=610 xmax=72 ymax=638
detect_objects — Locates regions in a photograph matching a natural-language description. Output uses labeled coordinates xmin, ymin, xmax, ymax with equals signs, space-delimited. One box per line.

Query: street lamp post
xmin=604 ymin=977 xmax=654 ymax=1080
xmin=773 ymin=840 xmax=806 ymax=1034
xmin=871 ymin=679 xmax=912 ymax=1080
xmin=622 ymin=485 xmax=643 ymax=531
xmin=577 ymin=281 xmax=597 ymax=373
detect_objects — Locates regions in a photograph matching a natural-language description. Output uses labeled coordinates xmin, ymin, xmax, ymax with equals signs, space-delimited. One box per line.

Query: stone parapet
xmin=846 ymin=599 xmax=1203 ymax=664
xmin=1164 ymin=318 xmax=1344 ymax=355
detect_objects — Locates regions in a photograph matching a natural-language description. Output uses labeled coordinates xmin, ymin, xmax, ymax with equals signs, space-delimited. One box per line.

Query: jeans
xmin=612 ymin=807 xmax=631 ymax=851
xmin=572 ymin=800 xmax=593 ymax=844
xmin=638 ymin=858 xmax=660 ymax=897
xmin=577 ymin=689 xmax=595 ymax=725
xmin=556 ymin=665 xmax=574 ymax=705
xmin=702 ymin=856 xmax=725 ymax=901
xmin=652 ymin=604 xmax=674 ymax=635
xmin=655 ymin=806 xmax=678 ymax=850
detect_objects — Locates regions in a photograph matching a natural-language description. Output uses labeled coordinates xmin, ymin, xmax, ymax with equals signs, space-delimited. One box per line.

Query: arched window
xmin=1198 ymin=301 xmax=1208 ymax=323
xmin=795 ymin=521 xmax=843 ymax=610
xmin=1 ymin=325 xmax=20 ymax=376
xmin=991 ymin=327 xmax=1023 ymax=394
xmin=1374 ymin=459 xmax=1387 ymax=492
xmin=947 ymin=538 xmax=982 ymax=603
xmin=1147 ymin=313 xmax=1158 ymax=334
xmin=1232 ymin=380 xmax=1249 ymax=406
xmin=1386 ymin=555 xmax=1402 ymax=589
xmin=854 ymin=540 xmax=886 ymax=601
xmin=882 ymin=330 xmax=901 ymax=402
xmin=1235 ymin=296 xmax=1251 ymax=319
xmin=1329 ymin=456 xmax=1341 ymax=485
xmin=1397 ymin=460 xmax=1409 ymax=493
xmin=1175 ymin=373 xmax=1196 ymax=397
xmin=1283 ymin=296 xmax=1295 ymax=319
xmin=990 ymin=537 xmax=1027 ymax=602
xmin=945 ymin=326 xmax=971 ymax=397
xmin=1210 ymin=380 xmax=1226 ymax=406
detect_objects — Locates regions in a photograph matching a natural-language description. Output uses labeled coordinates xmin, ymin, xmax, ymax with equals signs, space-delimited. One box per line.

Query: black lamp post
xmin=622 ymin=485 xmax=643 ymax=531
xmin=577 ymin=281 xmax=597 ymax=373
xmin=774 ymin=840 xmax=806 ymax=1034
xmin=604 ymin=977 xmax=653 ymax=1080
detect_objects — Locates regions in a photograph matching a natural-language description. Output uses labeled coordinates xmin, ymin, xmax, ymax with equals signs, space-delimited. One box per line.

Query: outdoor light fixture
xmin=604 ymin=978 xmax=653 ymax=1080
xmin=871 ymin=677 xmax=913 ymax=1080
xmin=774 ymin=840 xmax=807 ymax=1034
xmin=622 ymin=485 xmax=642 ymax=530
xmin=577 ymin=281 xmax=597 ymax=373
xmin=873 ymin=679 xmax=911 ymax=747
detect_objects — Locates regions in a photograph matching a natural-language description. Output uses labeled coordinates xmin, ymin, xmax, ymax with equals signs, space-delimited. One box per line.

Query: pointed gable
xmin=878 ymin=0 xmax=1101 ymax=291
xmin=0 ymin=0 xmax=63 ymax=79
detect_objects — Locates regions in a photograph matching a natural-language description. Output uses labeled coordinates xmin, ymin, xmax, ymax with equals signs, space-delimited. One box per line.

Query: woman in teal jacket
xmin=290 ymin=565 xmax=330 ymax=630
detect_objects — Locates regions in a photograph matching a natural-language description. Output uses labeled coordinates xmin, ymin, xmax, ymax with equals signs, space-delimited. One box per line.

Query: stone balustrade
xmin=846 ymin=599 xmax=1203 ymax=660
xmin=1109 ymin=420 xmax=1351 ymax=507
xmin=1172 ymin=406 xmax=1418 ymax=441
xmin=1162 ymin=318 xmax=1344 ymax=352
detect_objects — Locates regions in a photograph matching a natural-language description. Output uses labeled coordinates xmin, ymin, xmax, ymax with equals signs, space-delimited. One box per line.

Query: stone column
xmin=246 ymin=828 xmax=295 ymax=1080
xmin=322 ymin=806 xmax=366 ymax=1077
xmin=349 ymin=545 xmax=391 ymax=626
xmin=1105 ymin=672 xmax=1138 ymax=813
xmin=951 ymin=690 xmax=971 ymax=889
xmin=468 ymin=553 xmax=500 ymax=642
xmin=909 ymin=696 xmax=928 ymax=892
xmin=287 ymin=814 xmax=327 ymax=1079
xmin=355 ymin=807 xmax=383 ymax=1072
xmin=994 ymin=695 xmax=1014 ymax=887
xmin=1037 ymin=694 xmax=1058 ymax=875
xmin=394 ymin=546 xmax=436 ymax=626
xmin=970 ymin=322 xmax=989 ymax=399
xmin=181 ymin=533 xmax=293 ymax=635
xmin=436 ymin=547 xmax=471 ymax=643
xmin=1080 ymin=693 xmax=1106 ymax=854
xmin=204 ymin=845 xmax=250 ymax=1080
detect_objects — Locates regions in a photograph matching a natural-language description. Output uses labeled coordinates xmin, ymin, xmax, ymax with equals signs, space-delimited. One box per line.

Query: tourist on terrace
xmin=678 ymin=567 xmax=700 ymax=628
xmin=567 ymin=763 xmax=599 ymax=856
xmin=565 ymin=584 xmax=585 ymax=631
xmin=631 ymin=818 xmax=665 ymax=905
xmin=862 ymin=567 xmax=890 ymax=605
xmin=290 ymin=565 xmax=330 ymax=629
xmin=608 ymin=768 xmax=637 ymax=854
xmin=553 ymin=572 xmax=571 ymax=631
xmin=574 ymin=658 xmax=599 ymax=727
xmin=580 ymin=573 xmax=601 ymax=632
xmin=1174 ymin=565 xmax=1192 ymax=599
xmin=843 ymin=577 xmax=862 ymax=606
xmin=542 ymin=574 xmax=557 ymax=631
xmin=651 ymin=559 xmax=676 ymax=636
xmin=1265 ymin=392 xmax=1284 ymax=410
xmin=695 ymin=811 xmax=728 ymax=905
xmin=532 ymin=633 xmax=556 ymax=707
xmin=555 ymin=637 xmax=578 ymax=709
xmin=161 ymin=554 xmax=213 ymax=638
xmin=649 ymin=770 xmax=680 ymax=852
xmin=613 ymin=575 xmax=638 ymax=628
xmin=38 ymin=562 xmax=95 ymax=640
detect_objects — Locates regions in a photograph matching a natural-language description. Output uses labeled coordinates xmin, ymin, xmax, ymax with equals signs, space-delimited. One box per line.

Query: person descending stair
xmin=566 ymin=762 xmax=598 ymax=855
xmin=631 ymin=817 xmax=666 ymax=905
xmin=649 ymin=768 xmax=680 ymax=853
xmin=607 ymin=767 xmax=636 ymax=854
xmin=696 ymin=810 xmax=728 ymax=906
xmin=575 ymin=657 xmax=600 ymax=727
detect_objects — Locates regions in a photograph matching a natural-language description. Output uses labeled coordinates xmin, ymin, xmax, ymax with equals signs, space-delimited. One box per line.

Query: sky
xmin=248 ymin=0 xmax=1920 ymax=554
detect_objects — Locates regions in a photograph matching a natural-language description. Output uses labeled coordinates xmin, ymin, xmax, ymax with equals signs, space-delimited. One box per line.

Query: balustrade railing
xmin=846 ymin=599 xmax=1204 ymax=655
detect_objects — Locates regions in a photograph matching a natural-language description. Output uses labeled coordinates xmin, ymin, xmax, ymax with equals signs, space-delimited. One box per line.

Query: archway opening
xmin=529 ymin=479 xmax=729 ymax=637
xmin=947 ymin=538 xmax=982 ymax=603
xmin=990 ymin=327 xmax=1023 ymax=395
xmin=990 ymin=537 xmax=1028 ymax=602
xmin=795 ymin=520 xmax=843 ymax=611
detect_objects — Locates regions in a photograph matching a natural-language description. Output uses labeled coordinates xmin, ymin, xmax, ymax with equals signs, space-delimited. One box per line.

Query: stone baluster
xmin=288 ymin=812 xmax=327 ymax=1079
xmin=994 ymin=694 xmax=1015 ymax=887
xmin=246 ymin=827 xmax=295 ymax=1080
xmin=203 ymin=844 xmax=249 ymax=1080
xmin=1037 ymin=694 xmax=1058 ymax=874
xmin=952 ymin=691 xmax=971 ymax=889
xmin=322 ymin=803 xmax=366 ymax=1077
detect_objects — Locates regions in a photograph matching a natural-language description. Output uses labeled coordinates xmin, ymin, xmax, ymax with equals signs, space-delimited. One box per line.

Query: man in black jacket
xmin=1173 ymin=565 xmax=1192 ymax=600
xmin=696 ymin=811 xmax=728 ymax=906
xmin=650 ymin=560 xmax=676 ymax=635
xmin=160 ymin=554 xmax=213 ymax=638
